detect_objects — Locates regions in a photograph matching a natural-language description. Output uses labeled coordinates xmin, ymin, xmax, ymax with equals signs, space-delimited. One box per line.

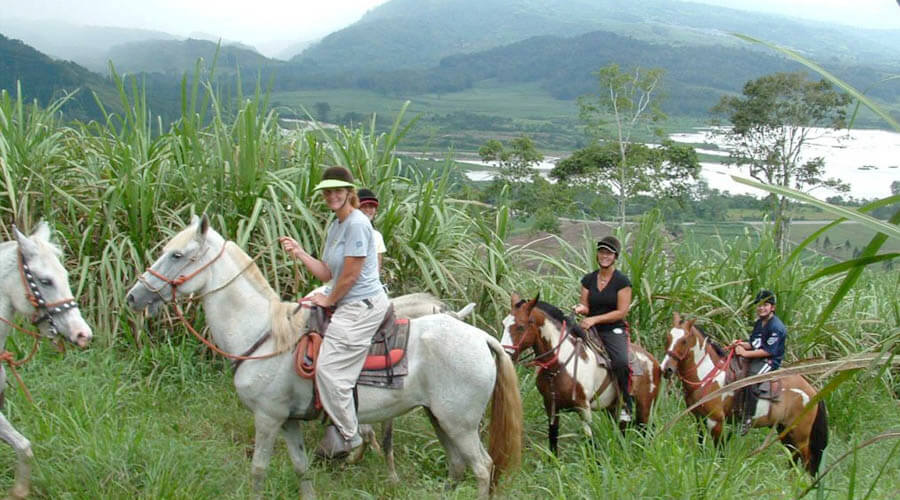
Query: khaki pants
xmin=316 ymin=292 xmax=389 ymax=440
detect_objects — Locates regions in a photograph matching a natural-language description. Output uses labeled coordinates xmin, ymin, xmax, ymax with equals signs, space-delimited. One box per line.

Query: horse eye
xmin=171 ymin=252 xmax=183 ymax=259
xmin=40 ymin=278 xmax=53 ymax=286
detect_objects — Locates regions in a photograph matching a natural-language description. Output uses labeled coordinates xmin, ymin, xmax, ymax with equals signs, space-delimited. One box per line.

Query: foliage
xmin=711 ymin=71 xmax=853 ymax=253
xmin=563 ymin=64 xmax=700 ymax=226
xmin=0 ymin=49 xmax=897 ymax=500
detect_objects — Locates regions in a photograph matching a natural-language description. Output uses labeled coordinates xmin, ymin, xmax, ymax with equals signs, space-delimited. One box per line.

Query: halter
xmin=141 ymin=241 xmax=227 ymax=301
xmin=138 ymin=239 xmax=302 ymax=364
xmin=17 ymin=250 xmax=79 ymax=337
xmin=668 ymin=327 xmax=735 ymax=390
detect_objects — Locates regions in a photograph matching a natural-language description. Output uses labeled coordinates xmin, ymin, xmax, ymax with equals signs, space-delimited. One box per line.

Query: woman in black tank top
xmin=573 ymin=235 xmax=633 ymax=422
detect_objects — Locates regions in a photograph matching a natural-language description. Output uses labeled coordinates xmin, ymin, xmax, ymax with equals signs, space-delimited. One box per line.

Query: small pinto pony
xmin=660 ymin=312 xmax=827 ymax=475
xmin=502 ymin=294 xmax=661 ymax=455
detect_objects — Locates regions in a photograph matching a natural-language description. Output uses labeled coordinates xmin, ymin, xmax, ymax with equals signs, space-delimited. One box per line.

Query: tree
xmin=892 ymin=180 xmax=900 ymax=196
xmin=711 ymin=72 xmax=851 ymax=254
xmin=551 ymin=140 xmax=700 ymax=223
xmin=569 ymin=64 xmax=698 ymax=226
xmin=313 ymin=101 xmax=331 ymax=122
xmin=478 ymin=136 xmax=543 ymax=209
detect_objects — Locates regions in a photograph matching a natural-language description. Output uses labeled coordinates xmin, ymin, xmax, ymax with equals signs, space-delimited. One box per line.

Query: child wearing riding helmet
xmin=357 ymin=188 xmax=386 ymax=272
xmin=573 ymin=235 xmax=634 ymax=423
xmin=732 ymin=289 xmax=786 ymax=435
xmin=278 ymin=166 xmax=389 ymax=458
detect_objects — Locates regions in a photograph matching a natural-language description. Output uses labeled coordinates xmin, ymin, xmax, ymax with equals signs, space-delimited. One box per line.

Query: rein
xmin=0 ymin=246 xmax=74 ymax=403
xmin=670 ymin=332 xmax=736 ymax=390
xmin=142 ymin=239 xmax=307 ymax=364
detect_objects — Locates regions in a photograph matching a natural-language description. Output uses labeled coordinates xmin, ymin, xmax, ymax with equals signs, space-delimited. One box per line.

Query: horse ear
xmin=525 ymin=294 xmax=539 ymax=312
xmin=31 ymin=221 xmax=51 ymax=242
xmin=510 ymin=293 xmax=520 ymax=310
xmin=195 ymin=213 xmax=210 ymax=241
xmin=684 ymin=318 xmax=695 ymax=332
xmin=673 ymin=311 xmax=681 ymax=326
xmin=13 ymin=225 xmax=38 ymax=258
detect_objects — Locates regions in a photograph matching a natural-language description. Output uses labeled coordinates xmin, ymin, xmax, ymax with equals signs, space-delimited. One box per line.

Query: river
xmin=459 ymin=127 xmax=900 ymax=200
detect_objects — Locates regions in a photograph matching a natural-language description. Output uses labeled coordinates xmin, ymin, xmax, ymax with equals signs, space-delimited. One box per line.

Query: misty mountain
xmin=0 ymin=17 xmax=179 ymax=72
xmin=106 ymin=38 xmax=280 ymax=76
xmin=0 ymin=33 xmax=119 ymax=121
xmin=295 ymin=0 xmax=900 ymax=72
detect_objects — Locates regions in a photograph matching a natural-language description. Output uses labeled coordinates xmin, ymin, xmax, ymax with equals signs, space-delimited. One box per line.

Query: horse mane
xmin=530 ymin=301 xmax=589 ymax=339
xmin=693 ymin=324 xmax=726 ymax=357
xmin=224 ymin=242 xmax=306 ymax=352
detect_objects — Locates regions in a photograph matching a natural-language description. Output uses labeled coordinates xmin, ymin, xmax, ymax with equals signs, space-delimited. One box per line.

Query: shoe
xmin=315 ymin=425 xmax=363 ymax=459
xmin=618 ymin=408 xmax=632 ymax=423
xmin=740 ymin=418 xmax=753 ymax=436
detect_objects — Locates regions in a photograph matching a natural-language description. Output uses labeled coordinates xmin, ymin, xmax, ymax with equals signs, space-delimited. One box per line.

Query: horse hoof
xmin=300 ymin=480 xmax=317 ymax=500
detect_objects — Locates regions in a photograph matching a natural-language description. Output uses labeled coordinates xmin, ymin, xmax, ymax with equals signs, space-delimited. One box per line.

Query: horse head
xmin=661 ymin=312 xmax=696 ymax=379
xmin=500 ymin=293 xmax=543 ymax=362
xmin=126 ymin=214 xmax=225 ymax=316
xmin=10 ymin=223 xmax=92 ymax=347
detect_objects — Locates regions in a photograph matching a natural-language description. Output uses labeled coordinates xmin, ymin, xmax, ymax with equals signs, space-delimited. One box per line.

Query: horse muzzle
xmin=126 ymin=282 xmax=164 ymax=316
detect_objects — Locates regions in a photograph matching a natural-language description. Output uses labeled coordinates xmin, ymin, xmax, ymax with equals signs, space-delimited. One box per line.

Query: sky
xmin=3 ymin=0 xmax=899 ymax=57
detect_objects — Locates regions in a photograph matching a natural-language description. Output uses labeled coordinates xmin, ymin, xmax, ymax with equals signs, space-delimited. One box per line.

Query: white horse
xmin=302 ymin=286 xmax=477 ymax=482
xmin=0 ymin=223 xmax=92 ymax=499
xmin=125 ymin=215 xmax=522 ymax=499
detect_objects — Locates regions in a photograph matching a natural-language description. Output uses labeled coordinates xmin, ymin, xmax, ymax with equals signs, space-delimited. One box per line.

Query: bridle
xmin=666 ymin=326 xmax=735 ymax=390
xmin=17 ymin=250 xmax=79 ymax=337
xmin=137 ymin=238 xmax=300 ymax=364
xmin=139 ymin=240 xmax=227 ymax=301
xmin=0 ymin=246 xmax=77 ymax=403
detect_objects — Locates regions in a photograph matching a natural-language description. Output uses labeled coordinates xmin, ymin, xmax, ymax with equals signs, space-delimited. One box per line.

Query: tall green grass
xmin=0 ymin=65 xmax=896 ymax=499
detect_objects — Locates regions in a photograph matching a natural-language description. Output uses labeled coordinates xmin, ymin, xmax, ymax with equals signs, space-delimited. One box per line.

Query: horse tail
xmin=484 ymin=335 xmax=523 ymax=490
xmin=808 ymin=400 xmax=828 ymax=475
xmin=449 ymin=302 xmax=476 ymax=321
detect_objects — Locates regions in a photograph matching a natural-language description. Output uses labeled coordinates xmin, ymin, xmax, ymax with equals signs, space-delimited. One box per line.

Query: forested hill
xmin=429 ymin=30 xmax=896 ymax=114
xmin=106 ymin=38 xmax=281 ymax=76
xmin=295 ymin=0 xmax=900 ymax=72
xmin=0 ymin=34 xmax=118 ymax=121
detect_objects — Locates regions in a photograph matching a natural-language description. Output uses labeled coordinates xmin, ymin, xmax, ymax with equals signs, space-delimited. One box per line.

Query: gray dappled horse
xmin=125 ymin=216 xmax=521 ymax=499
xmin=0 ymin=223 xmax=92 ymax=498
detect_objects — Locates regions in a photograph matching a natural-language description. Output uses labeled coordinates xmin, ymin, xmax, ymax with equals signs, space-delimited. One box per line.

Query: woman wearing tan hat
xmin=278 ymin=166 xmax=389 ymax=458
xmin=573 ymin=235 xmax=634 ymax=423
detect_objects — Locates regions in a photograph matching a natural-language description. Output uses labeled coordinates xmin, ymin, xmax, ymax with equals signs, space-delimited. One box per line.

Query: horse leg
xmin=425 ymin=409 xmax=466 ymax=489
xmin=381 ymin=419 xmax=399 ymax=483
xmin=577 ymin=407 xmax=594 ymax=441
xmin=281 ymin=419 xmax=316 ymax=499
xmin=545 ymin=399 xmax=560 ymax=456
xmin=250 ymin=412 xmax=283 ymax=499
xmin=0 ymin=412 xmax=33 ymax=499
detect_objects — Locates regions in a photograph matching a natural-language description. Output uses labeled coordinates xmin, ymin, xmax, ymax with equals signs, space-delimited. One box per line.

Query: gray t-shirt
xmin=322 ymin=209 xmax=383 ymax=305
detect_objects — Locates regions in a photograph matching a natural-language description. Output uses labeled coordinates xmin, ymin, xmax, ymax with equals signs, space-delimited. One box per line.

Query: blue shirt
xmin=322 ymin=209 xmax=383 ymax=305
xmin=748 ymin=314 xmax=786 ymax=369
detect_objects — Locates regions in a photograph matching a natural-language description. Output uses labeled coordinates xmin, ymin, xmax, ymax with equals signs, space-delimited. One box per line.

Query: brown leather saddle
xmin=294 ymin=303 xmax=411 ymax=388
xmin=726 ymin=356 xmax=782 ymax=400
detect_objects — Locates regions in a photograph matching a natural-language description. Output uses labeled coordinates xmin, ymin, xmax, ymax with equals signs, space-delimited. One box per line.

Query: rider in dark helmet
xmin=573 ymin=235 xmax=634 ymax=423
xmin=732 ymin=289 xmax=786 ymax=435
xmin=357 ymin=188 xmax=386 ymax=272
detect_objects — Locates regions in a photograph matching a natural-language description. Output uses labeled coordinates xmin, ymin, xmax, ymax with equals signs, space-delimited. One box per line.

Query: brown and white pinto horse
xmin=502 ymin=294 xmax=661 ymax=455
xmin=660 ymin=313 xmax=827 ymax=475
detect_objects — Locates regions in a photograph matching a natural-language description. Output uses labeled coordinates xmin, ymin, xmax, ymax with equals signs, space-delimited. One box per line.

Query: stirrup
xmin=740 ymin=418 xmax=753 ymax=436
xmin=618 ymin=408 xmax=632 ymax=423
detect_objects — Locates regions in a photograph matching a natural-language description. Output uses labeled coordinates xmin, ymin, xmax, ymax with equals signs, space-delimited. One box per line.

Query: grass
xmin=0 ymin=72 xmax=897 ymax=499
xmin=3 ymin=340 xmax=898 ymax=499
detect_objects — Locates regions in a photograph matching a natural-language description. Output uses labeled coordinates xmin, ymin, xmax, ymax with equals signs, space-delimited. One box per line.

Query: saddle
xmin=294 ymin=303 xmax=411 ymax=389
xmin=581 ymin=327 xmax=644 ymax=398
xmin=726 ymin=356 xmax=782 ymax=400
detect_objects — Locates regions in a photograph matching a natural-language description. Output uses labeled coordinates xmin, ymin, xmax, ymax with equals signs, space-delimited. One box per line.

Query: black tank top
xmin=580 ymin=269 xmax=631 ymax=332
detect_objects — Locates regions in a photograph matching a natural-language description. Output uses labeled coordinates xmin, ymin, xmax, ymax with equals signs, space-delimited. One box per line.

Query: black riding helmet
xmin=754 ymin=289 xmax=776 ymax=305
xmin=358 ymin=188 xmax=379 ymax=207
xmin=596 ymin=235 xmax=621 ymax=257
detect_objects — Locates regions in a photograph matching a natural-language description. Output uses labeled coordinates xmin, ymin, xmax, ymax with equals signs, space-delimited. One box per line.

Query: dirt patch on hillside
xmin=507 ymin=219 xmax=615 ymax=258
